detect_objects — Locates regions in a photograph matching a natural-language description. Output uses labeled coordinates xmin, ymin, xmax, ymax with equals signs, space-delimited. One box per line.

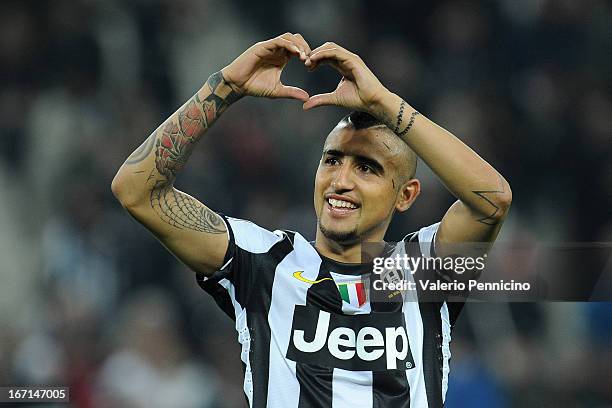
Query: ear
xmin=395 ymin=178 xmax=420 ymax=212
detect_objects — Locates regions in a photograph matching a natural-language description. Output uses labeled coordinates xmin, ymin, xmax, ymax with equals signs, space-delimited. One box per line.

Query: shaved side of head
xmin=334 ymin=111 xmax=417 ymax=182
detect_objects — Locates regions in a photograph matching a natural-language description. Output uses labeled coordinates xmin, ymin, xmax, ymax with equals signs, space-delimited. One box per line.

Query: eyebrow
xmin=323 ymin=149 xmax=385 ymax=174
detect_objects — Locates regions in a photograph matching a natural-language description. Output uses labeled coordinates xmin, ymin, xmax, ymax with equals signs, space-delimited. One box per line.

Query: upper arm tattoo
xmin=150 ymin=182 xmax=226 ymax=234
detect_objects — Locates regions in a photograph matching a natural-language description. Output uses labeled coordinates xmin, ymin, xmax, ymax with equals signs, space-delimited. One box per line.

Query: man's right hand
xmin=113 ymin=33 xmax=313 ymax=277
xmin=221 ymin=33 xmax=311 ymax=102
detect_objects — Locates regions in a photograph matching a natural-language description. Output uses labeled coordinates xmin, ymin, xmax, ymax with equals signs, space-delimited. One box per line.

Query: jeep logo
xmin=286 ymin=305 xmax=415 ymax=371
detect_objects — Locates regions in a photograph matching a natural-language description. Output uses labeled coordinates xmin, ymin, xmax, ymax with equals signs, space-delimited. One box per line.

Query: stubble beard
xmin=318 ymin=218 xmax=359 ymax=244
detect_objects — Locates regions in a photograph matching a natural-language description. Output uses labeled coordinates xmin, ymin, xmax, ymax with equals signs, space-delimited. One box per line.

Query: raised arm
xmin=302 ymin=42 xmax=511 ymax=254
xmin=375 ymin=93 xmax=512 ymax=252
xmin=111 ymin=33 xmax=311 ymax=275
xmin=376 ymin=92 xmax=511 ymax=255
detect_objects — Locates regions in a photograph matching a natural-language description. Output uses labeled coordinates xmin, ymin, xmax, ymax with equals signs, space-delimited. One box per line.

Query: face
xmin=314 ymin=125 xmax=418 ymax=245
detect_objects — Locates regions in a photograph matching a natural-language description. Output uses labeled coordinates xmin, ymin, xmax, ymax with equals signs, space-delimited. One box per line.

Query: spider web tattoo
xmin=150 ymin=183 xmax=226 ymax=234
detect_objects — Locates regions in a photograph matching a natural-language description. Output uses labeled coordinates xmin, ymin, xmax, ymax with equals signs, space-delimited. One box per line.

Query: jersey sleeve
xmin=408 ymin=221 xmax=461 ymax=284
xmin=417 ymin=222 xmax=440 ymax=258
xmin=405 ymin=222 xmax=466 ymax=325
xmin=402 ymin=222 xmax=440 ymax=259
xmin=196 ymin=214 xmax=285 ymax=320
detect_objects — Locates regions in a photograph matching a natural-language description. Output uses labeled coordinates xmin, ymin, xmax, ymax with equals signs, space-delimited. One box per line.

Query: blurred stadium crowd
xmin=1 ymin=0 xmax=611 ymax=407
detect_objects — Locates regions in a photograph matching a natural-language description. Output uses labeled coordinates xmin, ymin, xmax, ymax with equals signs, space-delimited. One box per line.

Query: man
xmin=112 ymin=33 xmax=511 ymax=407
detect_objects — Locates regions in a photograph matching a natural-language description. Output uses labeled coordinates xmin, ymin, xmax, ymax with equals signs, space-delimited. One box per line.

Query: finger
xmin=262 ymin=37 xmax=302 ymax=58
xmin=307 ymin=58 xmax=344 ymax=77
xmin=308 ymin=48 xmax=352 ymax=64
xmin=309 ymin=41 xmax=342 ymax=54
xmin=306 ymin=47 xmax=351 ymax=70
xmin=278 ymin=33 xmax=307 ymax=60
xmin=308 ymin=41 xmax=350 ymax=58
xmin=307 ymin=42 xmax=353 ymax=67
xmin=303 ymin=92 xmax=336 ymax=111
xmin=306 ymin=49 xmax=354 ymax=76
xmin=305 ymin=51 xmax=341 ymax=72
xmin=274 ymin=84 xmax=310 ymax=102
xmin=292 ymin=33 xmax=311 ymax=56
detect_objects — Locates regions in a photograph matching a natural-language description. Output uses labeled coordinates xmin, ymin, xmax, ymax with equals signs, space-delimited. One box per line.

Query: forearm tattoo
xmin=393 ymin=99 xmax=420 ymax=137
xmin=123 ymin=71 xmax=239 ymax=233
xmin=150 ymin=182 xmax=226 ymax=234
xmin=126 ymin=133 xmax=156 ymax=164
xmin=155 ymin=71 xmax=240 ymax=179
xmin=472 ymin=174 xmax=507 ymax=225
xmin=125 ymin=71 xmax=240 ymax=170
xmin=145 ymin=72 xmax=239 ymax=232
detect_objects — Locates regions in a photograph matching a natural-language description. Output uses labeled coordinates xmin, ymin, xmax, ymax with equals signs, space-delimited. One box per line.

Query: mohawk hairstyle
xmin=338 ymin=111 xmax=387 ymax=130
xmin=335 ymin=110 xmax=418 ymax=180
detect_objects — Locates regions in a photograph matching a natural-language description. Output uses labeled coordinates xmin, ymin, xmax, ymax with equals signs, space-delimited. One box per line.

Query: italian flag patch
xmin=337 ymin=281 xmax=367 ymax=307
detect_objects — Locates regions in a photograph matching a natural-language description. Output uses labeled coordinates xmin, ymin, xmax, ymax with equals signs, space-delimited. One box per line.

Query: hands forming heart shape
xmin=221 ymin=33 xmax=391 ymax=116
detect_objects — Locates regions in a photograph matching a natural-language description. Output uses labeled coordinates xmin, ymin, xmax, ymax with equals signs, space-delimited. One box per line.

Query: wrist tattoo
xmin=207 ymin=71 xmax=224 ymax=89
xmin=398 ymin=110 xmax=420 ymax=137
xmin=207 ymin=71 xmax=242 ymax=105
xmin=394 ymin=100 xmax=406 ymax=133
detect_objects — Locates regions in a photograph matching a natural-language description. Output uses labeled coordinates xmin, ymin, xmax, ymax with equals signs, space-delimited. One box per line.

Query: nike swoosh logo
xmin=292 ymin=271 xmax=333 ymax=285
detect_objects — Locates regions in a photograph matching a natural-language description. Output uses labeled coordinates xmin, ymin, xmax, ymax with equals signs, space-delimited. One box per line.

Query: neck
xmin=314 ymin=229 xmax=383 ymax=264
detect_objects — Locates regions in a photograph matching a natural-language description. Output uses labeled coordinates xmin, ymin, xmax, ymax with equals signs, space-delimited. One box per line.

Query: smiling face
xmin=314 ymin=121 xmax=419 ymax=248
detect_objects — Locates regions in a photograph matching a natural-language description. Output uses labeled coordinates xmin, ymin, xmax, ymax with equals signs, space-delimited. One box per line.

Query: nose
xmin=331 ymin=162 xmax=355 ymax=191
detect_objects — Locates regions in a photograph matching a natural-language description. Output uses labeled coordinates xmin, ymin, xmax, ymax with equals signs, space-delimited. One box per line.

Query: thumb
xmin=302 ymin=92 xmax=336 ymax=111
xmin=274 ymin=84 xmax=309 ymax=102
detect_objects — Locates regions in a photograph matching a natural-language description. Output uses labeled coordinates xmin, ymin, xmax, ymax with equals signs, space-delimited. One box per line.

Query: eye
xmin=357 ymin=164 xmax=373 ymax=173
xmin=324 ymin=156 xmax=340 ymax=166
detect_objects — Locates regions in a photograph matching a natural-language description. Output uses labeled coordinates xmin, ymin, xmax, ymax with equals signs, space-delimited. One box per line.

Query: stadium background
xmin=1 ymin=0 xmax=611 ymax=406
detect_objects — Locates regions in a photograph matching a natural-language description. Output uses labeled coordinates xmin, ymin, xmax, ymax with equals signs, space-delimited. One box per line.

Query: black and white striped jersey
xmin=197 ymin=216 xmax=463 ymax=408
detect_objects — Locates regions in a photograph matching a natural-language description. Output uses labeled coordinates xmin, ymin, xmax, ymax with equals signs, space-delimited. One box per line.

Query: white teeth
xmin=328 ymin=198 xmax=357 ymax=209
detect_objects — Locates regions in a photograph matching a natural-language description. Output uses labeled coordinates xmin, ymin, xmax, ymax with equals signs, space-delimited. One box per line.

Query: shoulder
xmin=224 ymin=215 xmax=309 ymax=254
xmin=400 ymin=222 xmax=441 ymax=257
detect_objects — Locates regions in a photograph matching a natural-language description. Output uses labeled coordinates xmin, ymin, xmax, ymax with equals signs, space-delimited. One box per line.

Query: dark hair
xmin=336 ymin=110 xmax=418 ymax=180
xmin=338 ymin=111 xmax=386 ymax=130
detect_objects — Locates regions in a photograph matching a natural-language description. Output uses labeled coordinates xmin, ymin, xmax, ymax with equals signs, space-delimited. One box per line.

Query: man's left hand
xmin=302 ymin=42 xmax=389 ymax=117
